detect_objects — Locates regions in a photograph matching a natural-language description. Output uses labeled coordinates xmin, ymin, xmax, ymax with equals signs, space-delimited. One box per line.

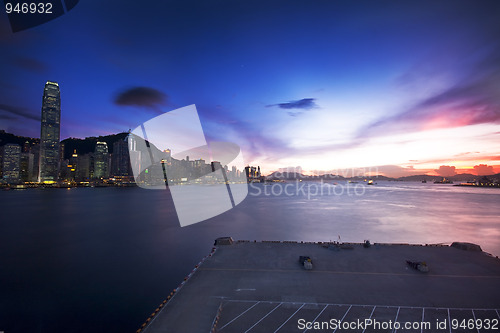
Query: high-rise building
xmin=94 ymin=142 xmax=109 ymax=179
xmin=163 ymin=148 xmax=171 ymax=159
xmin=22 ymin=141 xmax=30 ymax=153
xmin=245 ymin=165 xmax=261 ymax=182
xmin=111 ymin=140 xmax=130 ymax=177
xmin=59 ymin=141 xmax=65 ymax=165
xmin=128 ymin=135 xmax=142 ymax=181
xmin=68 ymin=149 xmax=78 ymax=180
xmin=211 ymin=161 xmax=222 ymax=172
xmin=31 ymin=144 xmax=40 ymax=181
xmin=0 ymin=148 xmax=3 ymax=179
xmin=20 ymin=152 xmax=34 ymax=182
xmin=77 ymin=153 xmax=93 ymax=180
xmin=39 ymin=81 xmax=61 ymax=183
xmin=2 ymin=143 xmax=21 ymax=182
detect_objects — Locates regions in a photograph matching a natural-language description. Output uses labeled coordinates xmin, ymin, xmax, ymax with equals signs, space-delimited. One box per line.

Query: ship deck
xmin=141 ymin=241 xmax=500 ymax=332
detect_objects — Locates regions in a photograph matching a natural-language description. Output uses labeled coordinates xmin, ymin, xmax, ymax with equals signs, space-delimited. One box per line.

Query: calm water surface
xmin=0 ymin=181 xmax=499 ymax=332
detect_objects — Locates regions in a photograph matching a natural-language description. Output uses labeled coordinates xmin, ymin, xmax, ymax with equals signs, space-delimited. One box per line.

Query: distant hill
xmin=397 ymin=174 xmax=435 ymax=182
xmin=266 ymin=171 xmax=346 ymax=180
xmin=61 ymin=132 xmax=128 ymax=159
xmin=357 ymin=175 xmax=393 ymax=181
xmin=265 ymin=172 xmax=395 ymax=181
xmin=0 ymin=130 xmax=39 ymax=148
xmin=265 ymin=171 xmax=500 ymax=182
xmin=399 ymin=173 xmax=496 ymax=182
xmin=447 ymin=173 xmax=478 ymax=182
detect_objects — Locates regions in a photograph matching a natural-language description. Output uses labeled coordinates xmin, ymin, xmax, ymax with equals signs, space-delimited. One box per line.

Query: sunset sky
xmin=1 ymin=0 xmax=499 ymax=176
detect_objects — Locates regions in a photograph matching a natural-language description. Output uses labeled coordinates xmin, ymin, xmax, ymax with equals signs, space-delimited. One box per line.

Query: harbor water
xmin=0 ymin=181 xmax=499 ymax=332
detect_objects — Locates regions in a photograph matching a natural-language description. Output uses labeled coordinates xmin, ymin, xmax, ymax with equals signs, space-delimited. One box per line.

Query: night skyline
xmin=1 ymin=0 xmax=500 ymax=177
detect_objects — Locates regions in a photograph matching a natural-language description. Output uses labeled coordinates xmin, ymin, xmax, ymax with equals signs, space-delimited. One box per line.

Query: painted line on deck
xmin=332 ymin=305 xmax=352 ymax=333
xmin=362 ymin=306 xmax=376 ymax=333
xmin=303 ymin=304 xmax=329 ymax=333
xmin=447 ymin=308 xmax=452 ymax=333
xmin=223 ymin=300 xmax=500 ymax=311
xmin=274 ymin=303 xmax=305 ymax=332
xmin=218 ymin=301 xmax=500 ymax=333
xmin=245 ymin=302 xmax=282 ymax=333
xmin=393 ymin=307 xmax=401 ymax=333
xmin=219 ymin=301 xmax=260 ymax=331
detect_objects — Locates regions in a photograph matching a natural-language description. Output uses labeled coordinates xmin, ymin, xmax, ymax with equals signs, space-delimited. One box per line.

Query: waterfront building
xmin=94 ymin=142 xmax=109 ymax=179
xmin=77 ymin=153 xmax=93 ymax=181
xmin=59 ymin=141 xmax=65 ymax=172
xmin=193 ymin=158 xmax=205 ymax=169
xmin=59 ymin=159 xmax=70 ymax=180
xmin=2 ymin=143 xmax=21 ymax=182
xmin=211 ymin=161 xmax=222 ymax=172
xmin=22 ymin=141 xmax=30 ymax=153
xmin=39 ymin=81 xmax=61 ymax=183
xmin=30 ymin=144 xmax=40 ymax=181
xmin=111 ymin=140 xmax=130 ymax=177
xmin=20 ymin=152 xmax=34 ymax=182
xmin=128 ymin=135 xmax=142 ymax=181
xmin=163 ymin=148 xmax=171 ymax=159
xmin=68 ymin=149 xmax=78 ymax=180
xmin=245 ymin=165 xmax=261 ymax=182
xmin=210 ymin=161 xmax=225 ymax=182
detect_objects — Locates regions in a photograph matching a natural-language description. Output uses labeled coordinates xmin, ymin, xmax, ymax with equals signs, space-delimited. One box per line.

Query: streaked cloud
xmin=0 ymin=103 xmax=39 ymax=121
xmin=360 ymin=39 xmax=500 ymax=139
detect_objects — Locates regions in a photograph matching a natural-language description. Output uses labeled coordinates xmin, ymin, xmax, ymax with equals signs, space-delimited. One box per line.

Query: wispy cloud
xmin=198 ymin=104 xmax=296 ymax=164
xmin=0 ymin=103 xmax=39 ymax=121
xmin=360 ymin=39 xmax=500 ymax=139
xmin=12 ymin=56 xmax=48 ymax=73
xmin=267 ymin=98 xmax=318 ymax=116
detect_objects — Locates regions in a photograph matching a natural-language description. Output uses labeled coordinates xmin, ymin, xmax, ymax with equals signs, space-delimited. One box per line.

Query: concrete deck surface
xmin=142 ymin=241 xmax=500 ymax=332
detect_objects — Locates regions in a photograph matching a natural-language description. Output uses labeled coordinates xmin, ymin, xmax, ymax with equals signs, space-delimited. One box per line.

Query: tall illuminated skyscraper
xmin=94 ymin=142 xmax=109 ymax=179
xmin=39 ymin=81 xmax=61 ymax=183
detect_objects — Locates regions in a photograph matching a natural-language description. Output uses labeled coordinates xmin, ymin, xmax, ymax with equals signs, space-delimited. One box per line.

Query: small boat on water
xmin=367 ymin=180 xmax=374 ymax=185
xmin=434 ymin=177 xmax=453 ymax=184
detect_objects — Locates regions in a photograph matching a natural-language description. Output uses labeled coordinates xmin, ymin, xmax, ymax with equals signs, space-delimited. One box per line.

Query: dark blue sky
xmin=1 ymin=0 xmax=499 ymax=175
